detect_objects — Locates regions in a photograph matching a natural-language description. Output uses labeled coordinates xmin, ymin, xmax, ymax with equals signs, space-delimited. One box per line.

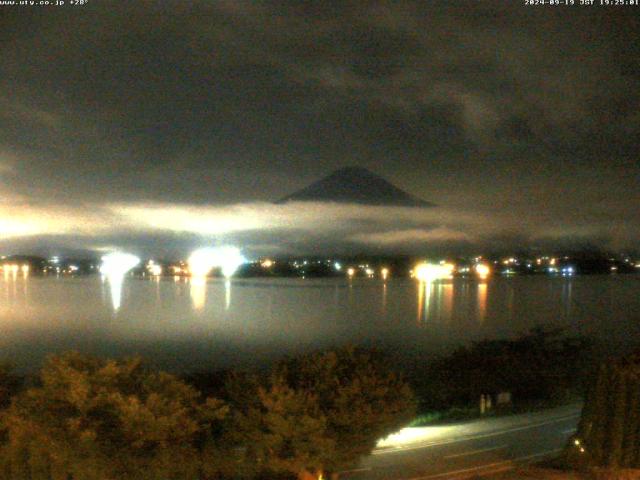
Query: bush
xmin=0 ymin=352 xmax=227 ymax=480
xmin=412 ymin=327 xmax=592 ymax=414
xmin=221 ymin=347 xmax=416 ymax=480
xmin=0 ymin=348 xmax=415 ymax=480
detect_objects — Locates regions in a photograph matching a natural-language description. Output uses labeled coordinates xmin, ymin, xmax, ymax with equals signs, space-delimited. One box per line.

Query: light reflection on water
xmin=0 ymin=275 xmax=638 ymax=371
xmin=190 ymin=276 xmax=207 ymax=311
xmin=477 ymin=282 xmax=487 ymax=323
xmin=225 ymin=279 xmax=231 ymax=311
xmin=416 ymin=281 xmax=456 ymax=326
xmin=103 ymin=274 xmax=124 ymax=311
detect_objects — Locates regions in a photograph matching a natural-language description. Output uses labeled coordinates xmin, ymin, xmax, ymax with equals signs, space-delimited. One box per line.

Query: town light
xmin=100 ymin=252 xmax=140 ymax=278
xmin=148 ymin=264 xmax=162 ymax=276
xmin=414 ymin=263 xmax=454 ymax=282
xmin=475 ymin=263 xmax=490 ymax=279
xmin=218 ymin=247 xmax=246 ymax=278
xmin=188 ymin=246 xmax=246 ymax=279
xmin=188 ymin=248 xmax=219 ymax=277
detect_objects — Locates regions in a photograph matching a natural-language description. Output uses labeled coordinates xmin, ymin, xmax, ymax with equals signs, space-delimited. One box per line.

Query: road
xmin=340 ymin=403 xmax=582 ymax=480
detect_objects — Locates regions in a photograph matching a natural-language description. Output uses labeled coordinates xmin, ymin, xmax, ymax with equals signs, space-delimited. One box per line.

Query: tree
xmin=225 ymin=347 xmax=416 ymax=480
xmin=279 ymin=347 xmax=416 ymax=477
xmin=413 ymin=327 xmax=592 ymax=413
xmin=0 ymin=352 xmax=227 ymax=480
xmin=0 ymin=363 xmax=21 ymax=411
xmin=567 ymin=350 xmax=640 ymax=469
xmin=202 ymin=370 xmax=332 ymax=480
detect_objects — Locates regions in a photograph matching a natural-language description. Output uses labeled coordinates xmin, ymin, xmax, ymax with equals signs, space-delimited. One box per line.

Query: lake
xmin=0 ymin=274 xmax=638 ymax=372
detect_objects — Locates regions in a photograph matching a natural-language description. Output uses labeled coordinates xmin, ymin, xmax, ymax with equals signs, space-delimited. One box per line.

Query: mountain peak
xmin=277 ymin=166 xmax=434 ymax=207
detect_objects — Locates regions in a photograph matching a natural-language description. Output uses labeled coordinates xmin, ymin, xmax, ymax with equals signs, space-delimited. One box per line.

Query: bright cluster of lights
xmin=219 ymin=247 xmax=246 ymax=278
xmin=475 ymin=263 xmax=491 ymax=279
xmin=188 ymin=246 xmax=247 ymax=279
xmin=146 ymin=260 xmax=162 ymax=276
xmin=188 ymin=248 xmax=219 ymax=277
xmin=0 ymin=264 xmax=29 ymax=277
xmin=413 ymin=262 xmax=454 ymax=282
xmin=100 ymin=253 xmax=140 ymax=278
xmin=172 ymin=265 xmax=184 ymax=274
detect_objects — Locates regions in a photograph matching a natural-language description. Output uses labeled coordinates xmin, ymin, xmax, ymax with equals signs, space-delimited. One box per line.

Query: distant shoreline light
xmin=188 ymin=246 xmax=247 ymax=279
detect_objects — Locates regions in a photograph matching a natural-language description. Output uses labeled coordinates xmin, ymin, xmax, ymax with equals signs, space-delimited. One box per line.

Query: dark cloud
xmin=0 ymin=1 xmax=638 ymax=253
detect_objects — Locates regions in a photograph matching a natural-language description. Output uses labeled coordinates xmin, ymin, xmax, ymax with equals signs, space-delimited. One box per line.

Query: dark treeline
xmin=408 ymin=327 xmax=595 ymax=420
xmin=0 ymin=347 xmax=415 ymax=480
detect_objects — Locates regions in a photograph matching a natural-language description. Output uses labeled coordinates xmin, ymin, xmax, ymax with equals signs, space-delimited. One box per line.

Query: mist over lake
xmin=1 ymin=274 xmax=638 ymax=372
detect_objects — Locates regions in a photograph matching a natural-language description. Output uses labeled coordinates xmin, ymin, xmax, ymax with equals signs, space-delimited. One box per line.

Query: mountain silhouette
xmin=277 ymin=166 xmax=434 ymax=207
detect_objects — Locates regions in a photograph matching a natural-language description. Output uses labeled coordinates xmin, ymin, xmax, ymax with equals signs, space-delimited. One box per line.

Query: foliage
xmin=412 ymin=327 xmax=593 ymax=413
xmin=279 ymin=347 xmax=416 ymax=474
xmin=222 ymin=347 xmax=416 ymax=480
xmin=0 ymin=348 xmax=415 ymax=480
xmin=567 ymin=351 xmax=640 ymax=470
xmin=0 ymin=352 xmax=227 ymax=480
xmin=0 ymin=363 xmax=21 ymax=411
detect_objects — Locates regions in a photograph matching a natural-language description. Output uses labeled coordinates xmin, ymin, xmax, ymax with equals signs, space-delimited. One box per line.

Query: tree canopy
xmin=0 ymin=348 xmax=415 ymax=480
xmin=0 ymin=352 xmax=227 ymax=480
xmin=227 ymin=347 xmax=416 ymax=480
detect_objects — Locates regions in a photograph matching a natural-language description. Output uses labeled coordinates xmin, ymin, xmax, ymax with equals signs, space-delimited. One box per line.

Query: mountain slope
xmin=277 ymin=167 xmax=434 ymax=207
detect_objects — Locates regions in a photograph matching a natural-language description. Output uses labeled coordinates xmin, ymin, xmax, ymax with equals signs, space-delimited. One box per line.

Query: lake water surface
xmin=1 ymin=274 xmax=638 ymax=372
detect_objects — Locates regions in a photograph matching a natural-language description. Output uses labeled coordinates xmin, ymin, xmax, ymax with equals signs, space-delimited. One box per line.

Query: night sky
xmin=1 ymin=1 xmax=638 ymax=257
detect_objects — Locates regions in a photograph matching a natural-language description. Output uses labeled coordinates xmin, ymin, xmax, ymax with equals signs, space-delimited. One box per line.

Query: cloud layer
xmin=0 ymin=2 xmax=638 ymax=254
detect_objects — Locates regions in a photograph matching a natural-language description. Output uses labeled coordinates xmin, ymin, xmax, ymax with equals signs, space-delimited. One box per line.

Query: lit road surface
xmin=340 ymin=404 xmax=581 ymax=480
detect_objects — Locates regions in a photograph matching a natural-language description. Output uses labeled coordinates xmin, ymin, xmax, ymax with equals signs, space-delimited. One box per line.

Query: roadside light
xmin=381 ymin=268 xmax=389 ymax=280
xmin=347 ymin=267 xmax=355 ymax=278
